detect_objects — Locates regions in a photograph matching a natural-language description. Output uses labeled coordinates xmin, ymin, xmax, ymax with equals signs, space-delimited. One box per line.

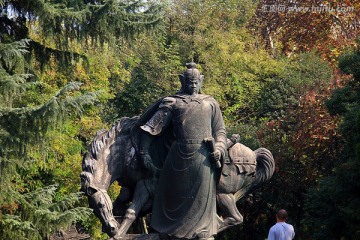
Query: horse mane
xmin=82 ymin=116 xmax=139 ymax=174
xmin=90 ymin=117 xmax=138 ymax=159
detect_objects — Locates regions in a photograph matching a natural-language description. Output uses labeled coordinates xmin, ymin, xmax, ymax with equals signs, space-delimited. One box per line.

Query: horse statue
xmin=216 ymin=134 xmax=275 ymax=232
xmin=80 ymin=118 xmax=275 ymax=239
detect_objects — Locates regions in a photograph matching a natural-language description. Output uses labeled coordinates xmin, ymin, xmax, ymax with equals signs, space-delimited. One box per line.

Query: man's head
xmin=276 ymin=209 xmax=288 ymax=222
xmin=178 ymin=62 xmax=204 ymax=95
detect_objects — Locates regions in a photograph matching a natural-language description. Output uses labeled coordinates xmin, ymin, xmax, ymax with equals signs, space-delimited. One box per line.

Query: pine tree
xmin=0 ymin=39 xmax=96 ymax=240
xmin=1 ymin=0 xmax=163 ymax=67
xmin=0 ymin=1 xmax=163 ymax=238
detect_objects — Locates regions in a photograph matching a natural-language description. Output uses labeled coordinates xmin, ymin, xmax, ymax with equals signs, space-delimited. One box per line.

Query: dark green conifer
xmin=0 ymin=1 xmax=162 ymax=238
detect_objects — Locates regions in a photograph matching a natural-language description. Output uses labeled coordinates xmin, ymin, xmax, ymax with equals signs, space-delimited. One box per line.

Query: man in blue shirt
xmin=268 ymin=209 xmax=295 ymax=240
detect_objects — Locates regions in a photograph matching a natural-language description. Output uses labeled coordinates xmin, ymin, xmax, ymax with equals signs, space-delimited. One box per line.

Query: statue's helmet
xmin=184 ymin=62 xmax=201 ymax=82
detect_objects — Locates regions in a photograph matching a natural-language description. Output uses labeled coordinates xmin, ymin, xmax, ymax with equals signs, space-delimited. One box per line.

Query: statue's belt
xmin=176 ymin=138 xmax=204 ymax=144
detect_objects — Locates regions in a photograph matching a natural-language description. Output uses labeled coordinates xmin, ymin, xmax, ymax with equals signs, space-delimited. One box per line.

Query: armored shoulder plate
xmin=140 ymin=98 xmax=174 ymax=135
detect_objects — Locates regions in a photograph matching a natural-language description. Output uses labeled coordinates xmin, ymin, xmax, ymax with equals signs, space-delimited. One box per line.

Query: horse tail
xmin=234 ymin=148 xmax=275 ymax=201
xmin=253 ymin=148 xmax=275 ymax=186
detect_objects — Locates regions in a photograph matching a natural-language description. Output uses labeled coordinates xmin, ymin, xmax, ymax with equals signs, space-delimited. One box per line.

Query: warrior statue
xmin=139 ymin=62 xmax=227 ymax=239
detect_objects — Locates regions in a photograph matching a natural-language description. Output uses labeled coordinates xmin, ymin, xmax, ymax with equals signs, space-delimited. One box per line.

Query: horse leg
xmin=113 ymin=186 xmax=132 ymax=219
xmin=111 ymin=180 xmax=150 ymax=239
xmin=216 ymin=193 xmax=243 ymax=232
xmin=88 ymin=188 xmax=119 ymax=237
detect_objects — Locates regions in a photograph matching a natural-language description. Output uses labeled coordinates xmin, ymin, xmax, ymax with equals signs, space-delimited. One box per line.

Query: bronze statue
xmin=140 ymin=62 xmax=227 ymax=240
xmin=80 ymin=63 xmax=275 ymax=240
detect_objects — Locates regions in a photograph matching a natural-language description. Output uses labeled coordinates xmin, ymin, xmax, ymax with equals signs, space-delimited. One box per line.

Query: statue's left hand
xmin=211 ymin=149 xmax=222 ymax=168
xmin=210 ymin=149 xmax=221 ymax=162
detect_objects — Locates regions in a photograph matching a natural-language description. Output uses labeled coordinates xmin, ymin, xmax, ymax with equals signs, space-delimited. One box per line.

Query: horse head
xmin=80 ymin=117 xmax=139 ymax=236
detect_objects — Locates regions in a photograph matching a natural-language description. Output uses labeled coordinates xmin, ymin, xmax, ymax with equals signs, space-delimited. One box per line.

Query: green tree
xmin=111 ymin=34 xmax=182 ymax=118
xmin=302 ymin=41 xmax=360 ymax=240
xmin=112 ymin=0 xmax=285 ymax=125
xmin=0 ymin=0 xmax=163 ymax=238
xmin=0 ymin=40 xmax=96 ymax=239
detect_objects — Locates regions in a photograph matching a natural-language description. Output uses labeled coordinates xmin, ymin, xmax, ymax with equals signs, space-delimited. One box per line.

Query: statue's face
xmin=184 ymin=78 xmax=201 ymax=95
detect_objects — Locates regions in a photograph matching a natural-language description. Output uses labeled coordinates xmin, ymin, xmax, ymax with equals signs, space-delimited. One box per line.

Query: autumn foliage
xmin=251 ymin=0 xmax=359 ymax=62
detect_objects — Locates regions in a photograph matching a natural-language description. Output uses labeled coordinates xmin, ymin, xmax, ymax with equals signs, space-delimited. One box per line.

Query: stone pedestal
xmin=124 ymin=234 xmax=160 ymax=240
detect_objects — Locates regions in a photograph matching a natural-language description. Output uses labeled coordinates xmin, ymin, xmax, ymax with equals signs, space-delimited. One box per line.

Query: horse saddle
xmin=218 ymin=143 xmax=257 ymax=193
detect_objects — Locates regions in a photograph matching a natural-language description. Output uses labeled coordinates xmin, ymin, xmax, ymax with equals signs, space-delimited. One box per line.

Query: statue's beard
xmin=189 ymin=88 xmax=198 ymax=95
